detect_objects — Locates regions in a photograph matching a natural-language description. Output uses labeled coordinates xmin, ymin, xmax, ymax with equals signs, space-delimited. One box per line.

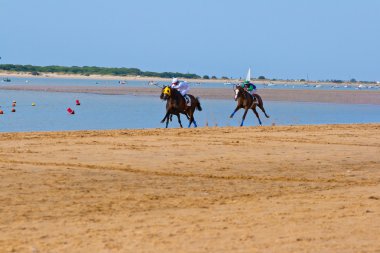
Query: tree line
xmin=0 ymin=64 xmax=201 ymax=79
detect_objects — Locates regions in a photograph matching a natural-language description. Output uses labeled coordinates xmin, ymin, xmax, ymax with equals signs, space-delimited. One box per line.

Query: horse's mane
xmin=237 ymin=85 xmax=249 ymax=96
xmin=169 ymin=86 xmax=181 ymax=96
xmin=168 ymin=86 xmax=184 ymax=102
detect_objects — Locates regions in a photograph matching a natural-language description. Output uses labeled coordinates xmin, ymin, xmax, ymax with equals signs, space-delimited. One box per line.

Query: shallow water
xmin=2 ymin=76 xmax=380 ymax=91
xmin=1 ymin=90 xmax=379 ymax=132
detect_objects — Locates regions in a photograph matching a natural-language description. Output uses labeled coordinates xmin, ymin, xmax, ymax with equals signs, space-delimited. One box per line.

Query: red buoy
xmin=76 ymin=100 xmax=80 ymax=106
xmin=11 ymin=108 xmax=16 ymax=112
xmin=0 ymin=110 xmax=3 ymax=114
xmin=12 ymin=102 xmax=16 ymax=107
xmin=67 ymin=108 xmax=75 ymax=114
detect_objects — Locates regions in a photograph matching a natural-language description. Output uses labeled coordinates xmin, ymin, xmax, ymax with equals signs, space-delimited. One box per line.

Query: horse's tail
xmin=195 ymin=97 xmax=202 ymax=111
xmin=254 ymin=94 xmax=270 ymax=118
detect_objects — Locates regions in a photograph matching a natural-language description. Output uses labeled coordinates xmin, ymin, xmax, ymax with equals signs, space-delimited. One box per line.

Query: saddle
xmin=184 ymin=94 xmax=191 ymax=107
xmin=248 ymin=93 xmax=258 ymax=105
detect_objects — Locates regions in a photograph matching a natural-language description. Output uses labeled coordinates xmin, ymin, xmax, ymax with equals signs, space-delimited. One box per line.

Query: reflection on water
xmin=0 ymin=90 xmax=379 ymax=132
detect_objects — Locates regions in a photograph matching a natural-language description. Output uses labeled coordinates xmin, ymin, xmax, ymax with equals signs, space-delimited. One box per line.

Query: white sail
xmin=246 ymin=67 xmax=251 ymax=81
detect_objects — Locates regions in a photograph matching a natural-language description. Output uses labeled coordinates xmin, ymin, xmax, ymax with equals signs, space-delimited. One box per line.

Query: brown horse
xmin=160 ymin=86 xmax=202 ymax=128
xmin=230 ymin=85 xmax=270 ymax=126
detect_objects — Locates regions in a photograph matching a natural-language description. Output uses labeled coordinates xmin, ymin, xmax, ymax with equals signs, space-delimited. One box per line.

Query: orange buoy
xmin=0 ymin=110 xmax=3 ymax=114
xmin=76 ymin=100 xmax=80 ymax=106
xmin=67 ymin=108 xmax=75 ymax=114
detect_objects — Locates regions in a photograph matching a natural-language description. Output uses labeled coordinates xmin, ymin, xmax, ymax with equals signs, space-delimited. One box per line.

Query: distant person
xmin=171 ymin=78 xmax=190 ymax=105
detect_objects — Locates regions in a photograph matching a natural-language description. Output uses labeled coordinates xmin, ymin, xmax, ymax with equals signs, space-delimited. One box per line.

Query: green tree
xmin=0 ymin=64 xmax=201 ymax=79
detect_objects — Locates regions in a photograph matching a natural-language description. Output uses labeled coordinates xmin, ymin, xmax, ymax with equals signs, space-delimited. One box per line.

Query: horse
xmin=160 ymin=86 xmax=202 ymax=128
xmin=229 ymin=85 xmax=270 ymax=126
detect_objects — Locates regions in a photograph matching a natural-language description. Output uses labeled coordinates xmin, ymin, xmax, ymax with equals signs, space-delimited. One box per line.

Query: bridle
xmin=233 ymin=85 xmax=244 ymax=101
xmin=163 ymin=86 xmax=171 ymax=97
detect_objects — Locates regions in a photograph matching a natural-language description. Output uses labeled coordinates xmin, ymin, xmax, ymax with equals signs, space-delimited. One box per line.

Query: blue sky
xmin=1 ymin=0 xmax=379 ymax=81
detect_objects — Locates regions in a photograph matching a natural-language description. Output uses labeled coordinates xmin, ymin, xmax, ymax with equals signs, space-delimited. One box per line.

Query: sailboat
xmin=246 ymin=67 xmax=251 ymax=82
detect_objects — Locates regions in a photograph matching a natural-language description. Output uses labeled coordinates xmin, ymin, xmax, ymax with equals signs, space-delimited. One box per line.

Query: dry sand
xmin=1 ymin=124 xmax=380 ymax=252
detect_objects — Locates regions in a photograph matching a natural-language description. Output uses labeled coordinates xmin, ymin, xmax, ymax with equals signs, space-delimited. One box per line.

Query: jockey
xmin=242 ymin=80 xmax=258 ymax=103
xmin=242 ymin=80 xmax=257 ymax=95
xmin=171 ymin=77 xmax=190 ymax=105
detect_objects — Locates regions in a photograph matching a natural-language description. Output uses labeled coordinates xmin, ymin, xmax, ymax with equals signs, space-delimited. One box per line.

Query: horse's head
xmin=233 ymin=84 xmax=245 ymax=101
xmin=160 ymin=86 xmax=172 ymax=100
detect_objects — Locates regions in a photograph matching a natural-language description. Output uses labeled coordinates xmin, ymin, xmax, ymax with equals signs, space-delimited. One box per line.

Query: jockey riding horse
xmin=160 ymin=84 xmax=202 ymax=128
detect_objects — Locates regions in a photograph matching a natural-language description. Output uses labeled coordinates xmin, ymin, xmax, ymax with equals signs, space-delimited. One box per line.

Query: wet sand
xmin=1 ymin=85 xmax=380 ymax=104
xmin=1 ymin=124 xmax=380 ymax=252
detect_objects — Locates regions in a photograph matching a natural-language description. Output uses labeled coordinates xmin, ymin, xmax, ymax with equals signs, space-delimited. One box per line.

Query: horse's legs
xmin=192 ymin=114 xmax=198 ymax=128
xmin=161 ymin=111 xmax=170 ymax=124
xmin=258 ymin=103 xmax=270 ymax=118
xmin=255 ymin=99 xmax=270 ymax=118
xmin=252 ymin=108 xmax=262 ymax=125
xmin=165 ymin=115 xmax=170 ymax=128
xmin=188 ymin=117 xmax=193 ymax=128
xmin=176 ymin=114 xmax=183 ymax=128
xmin=188 ymin=111 xmax=194 ymax=128
xmin=189 ymin=106 xmax=198 ymax=128
xmin=240 ymin=108 xmax=249 ymax=127
xmin=230 ymin=106 xmax=241 ymax=118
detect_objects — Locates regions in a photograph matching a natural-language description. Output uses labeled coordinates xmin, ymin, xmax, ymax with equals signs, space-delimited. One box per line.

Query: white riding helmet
xmin=172 ymin=77 xmax=179 ymax=84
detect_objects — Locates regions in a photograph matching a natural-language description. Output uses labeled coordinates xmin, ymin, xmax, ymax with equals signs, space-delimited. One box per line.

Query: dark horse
xmin=230 ymin=85 xmax=270 ymax=126
xmin=160 ymin=86 xmax=202 ymax=128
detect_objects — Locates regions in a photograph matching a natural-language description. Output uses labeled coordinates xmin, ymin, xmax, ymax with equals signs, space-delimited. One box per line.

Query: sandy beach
xmin=1 ymin=124 xmax=380 ymax=252
xmin=2 ymin=1 xmax=380 ymax=252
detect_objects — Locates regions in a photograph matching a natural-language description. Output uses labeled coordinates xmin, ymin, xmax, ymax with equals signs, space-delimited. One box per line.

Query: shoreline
xmin=2 ymin=70 xmax=379 ymax=88
xmin=1 ymin=85 xmax=380 ymax=105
